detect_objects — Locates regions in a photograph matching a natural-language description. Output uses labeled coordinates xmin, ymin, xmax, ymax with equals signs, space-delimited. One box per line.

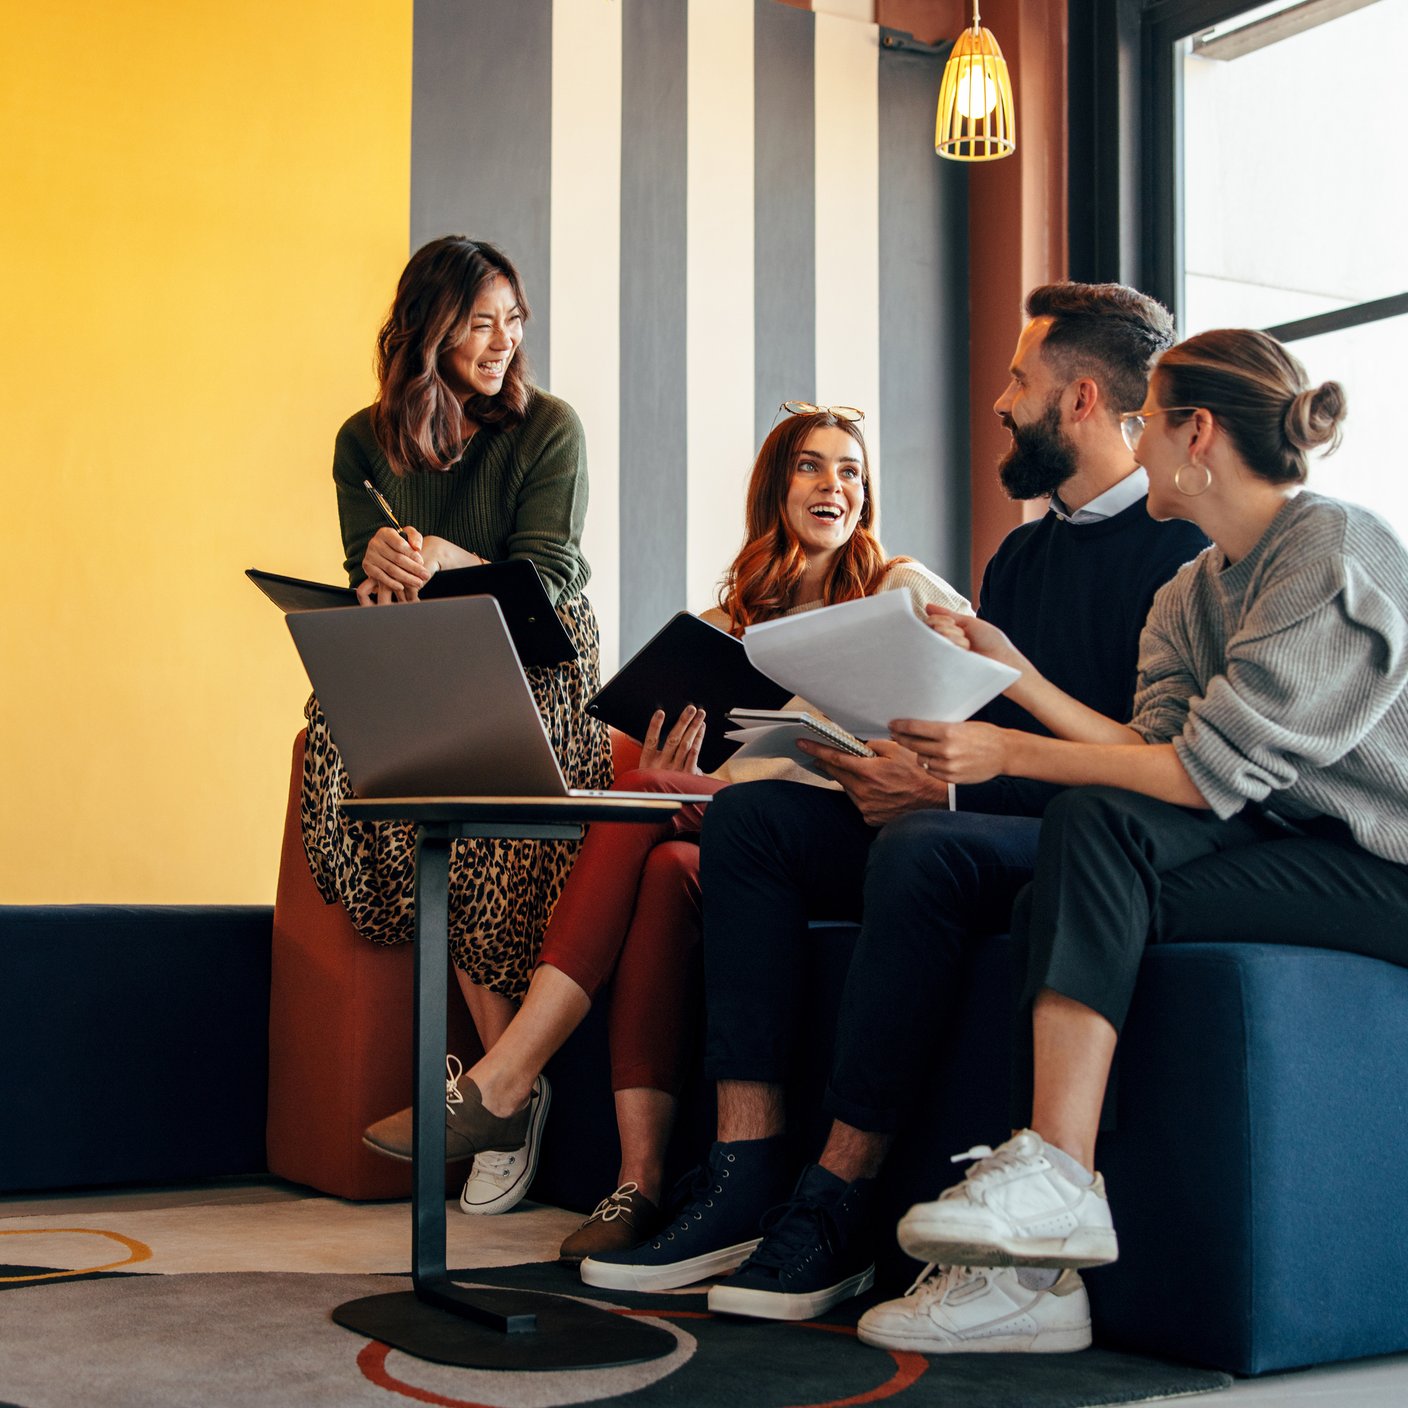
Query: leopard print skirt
xmin=299 ymin=593 xmax=613 ymax=999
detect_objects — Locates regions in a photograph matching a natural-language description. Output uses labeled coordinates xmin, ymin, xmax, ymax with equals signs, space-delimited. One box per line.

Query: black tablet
xmin=246 ymin=568 xmax=357 ymax=611
xmin=419 ymin=559 xmax=576 ymax=667
xmin=586 ymin=612 xmax=792 ymax=773
xmin=247 ymin=558 xmax=576 ymax=668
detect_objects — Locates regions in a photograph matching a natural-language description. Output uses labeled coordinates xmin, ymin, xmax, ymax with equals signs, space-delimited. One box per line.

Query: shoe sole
xmin=458 ymin=1078 xmax=553 ymax=1216
xmin=708 ymin=1264 xmax=875 ymax=1322
xmin=897 ymin=1209 xmax=1118 ymax=1270
xmin=580 ymin=1238 xmax=761 ymax=1293
xmin=857 ymin=1319 xmax=1092 ymax=1353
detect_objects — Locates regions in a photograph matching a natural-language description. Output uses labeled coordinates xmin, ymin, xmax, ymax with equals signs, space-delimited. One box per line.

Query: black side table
xmin=332 ymin=796 xmax=685 ymax=1371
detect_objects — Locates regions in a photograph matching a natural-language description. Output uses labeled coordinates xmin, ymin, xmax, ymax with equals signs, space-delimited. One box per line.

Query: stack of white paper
xmin=741 ymin=590 xmax=1019 ymax=737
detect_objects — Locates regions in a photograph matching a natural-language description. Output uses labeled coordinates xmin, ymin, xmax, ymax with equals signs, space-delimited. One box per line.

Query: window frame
xmin=1069 ymin=0 xmax=1408 ymax=344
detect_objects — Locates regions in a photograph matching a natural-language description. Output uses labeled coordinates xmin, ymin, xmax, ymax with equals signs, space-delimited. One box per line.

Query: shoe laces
xmin=587 ymin=1182 xmax=640 ymax=1225
xmin=746 ymin=1194 xmax=842 ymax=1272
xmin=944 ymin=1134 xmax=1037 ymax=1195
xmin=657 ymin=1151 xmax=732 ymax=1237
xmin=444 ymin=1054 xmax=464 ymax=1116
xmin=473 ymin=1147 xmax=518 ymax=1179
xmin=906 ymin=1262 xmax=980 ymax=1307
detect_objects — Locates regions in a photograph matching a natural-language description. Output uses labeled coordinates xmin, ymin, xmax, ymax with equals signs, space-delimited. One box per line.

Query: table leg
xmin=333 ymin=819 xmax=676 ymax=1368
xmin=410 ymin=827 xmax=536 ymax=1333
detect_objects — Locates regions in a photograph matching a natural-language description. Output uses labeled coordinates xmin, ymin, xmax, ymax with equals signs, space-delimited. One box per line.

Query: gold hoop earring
xmin=1174 ymin=462 xmax=1212 ymax=497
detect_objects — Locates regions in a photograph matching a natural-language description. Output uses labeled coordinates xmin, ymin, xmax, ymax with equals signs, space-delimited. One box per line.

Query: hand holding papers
xmin=740 ymin=591 xmax=1020 ymax=738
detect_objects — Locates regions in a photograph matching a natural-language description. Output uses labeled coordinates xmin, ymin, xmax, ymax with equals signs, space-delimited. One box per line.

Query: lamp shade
xmin=936 ymin=19 xmax=1015 ymax=162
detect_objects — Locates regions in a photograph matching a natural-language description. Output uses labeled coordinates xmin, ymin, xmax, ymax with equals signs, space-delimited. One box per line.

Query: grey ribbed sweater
xmin=1131 ymin=491 xmax=1408 ymax=863
xmin=331 ymin=389 xmax=590 ymax=604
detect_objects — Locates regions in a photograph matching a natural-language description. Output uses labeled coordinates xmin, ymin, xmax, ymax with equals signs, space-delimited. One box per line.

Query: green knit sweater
xmin=331 ymin=389 xmax=591 ymax=605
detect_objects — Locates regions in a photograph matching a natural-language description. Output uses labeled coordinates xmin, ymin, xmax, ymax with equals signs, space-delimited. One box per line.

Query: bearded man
xmin=581 ymin=283 xmax=1209 ymax=1350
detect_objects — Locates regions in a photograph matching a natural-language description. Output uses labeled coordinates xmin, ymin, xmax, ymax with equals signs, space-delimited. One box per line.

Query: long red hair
xmin=716 ymin=411 xmax=899 ymax=633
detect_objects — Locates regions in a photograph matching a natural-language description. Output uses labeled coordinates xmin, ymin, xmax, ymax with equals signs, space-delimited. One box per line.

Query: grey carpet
xmin=0 ymin=1263 xmax=1231 ymax=1408
xmin=0 ymin=1271 xmax=692 ymax=1408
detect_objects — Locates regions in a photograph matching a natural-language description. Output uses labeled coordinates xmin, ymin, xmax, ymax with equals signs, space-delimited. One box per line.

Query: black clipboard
xmin=246 ymin=569 xmax=357 ymax=612
xmin=586 ymin=612 xmax=792 ymax=773
xmin=246 ymin=559 xmax=576 ymax=668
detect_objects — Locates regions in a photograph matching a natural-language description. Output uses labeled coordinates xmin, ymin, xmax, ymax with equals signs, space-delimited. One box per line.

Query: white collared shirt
xmin=1049 ymin=467 xmax=1149 ymax=525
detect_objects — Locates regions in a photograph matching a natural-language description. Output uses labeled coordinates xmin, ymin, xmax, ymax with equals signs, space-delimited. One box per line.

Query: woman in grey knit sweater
xmin=858 ymin=328 xmax=1408 ymax=1352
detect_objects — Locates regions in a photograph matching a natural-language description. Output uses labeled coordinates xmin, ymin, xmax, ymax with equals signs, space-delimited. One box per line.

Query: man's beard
xmin=998 ymin=399 xmax=1078 ymax=501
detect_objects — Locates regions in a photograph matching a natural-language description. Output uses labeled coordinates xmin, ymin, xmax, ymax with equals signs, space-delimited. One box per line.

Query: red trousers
xmin=537 ymin=768 xmax=729 ymax=1094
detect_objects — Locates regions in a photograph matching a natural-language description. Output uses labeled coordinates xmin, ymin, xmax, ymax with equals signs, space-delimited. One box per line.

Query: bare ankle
xmin=617 ymin=1168 xmax=664 ymax=1205
xmin=1034 ymin=1128 xmax=1096 ymax=1176
xmin=818 ymin=1122 xmax=890 ymax=1183
xmin=467 ymin=1062 xmax=532 ymax=1120
xmin=716 ymin=1080 xmax=785 ymax=1142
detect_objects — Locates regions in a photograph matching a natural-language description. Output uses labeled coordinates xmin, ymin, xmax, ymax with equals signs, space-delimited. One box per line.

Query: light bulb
xmin=955 ymin=59 xmax=998 ymax=119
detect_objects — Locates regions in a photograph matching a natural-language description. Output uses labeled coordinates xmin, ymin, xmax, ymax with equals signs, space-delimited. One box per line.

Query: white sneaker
xmin=858 ymin=1264 xmax=1092 ymax=1354
xmin=458 ymin=1075 xmax=552 ymax=1215
xmin=897 ymin=1130 xmax=1118 ymax=1269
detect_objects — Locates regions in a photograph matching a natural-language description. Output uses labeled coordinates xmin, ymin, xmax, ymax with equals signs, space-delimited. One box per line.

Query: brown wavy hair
xmin=371 ymin=237 xmax=534 ymax=475
xmin=716 ymin=411 xmax=901 ymax=633
xmin=1026 ymin=281 xmax=1175 ymax=414
xmin=1155 ymin=328 xmax=1347 ymax=485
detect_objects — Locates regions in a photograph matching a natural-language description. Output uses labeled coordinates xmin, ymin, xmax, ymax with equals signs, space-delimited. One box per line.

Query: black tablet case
xmin=246 ymin=560 xmax=576 ymax=668
xmin=586 ymin=612 xmax=792 ymax=773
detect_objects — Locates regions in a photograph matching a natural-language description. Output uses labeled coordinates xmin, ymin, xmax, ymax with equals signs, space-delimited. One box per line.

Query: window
xmin=1176 ymin=0 xmax=1408 ymax=533
xmin=1182 ymin=1 xmax=1408 ymax=333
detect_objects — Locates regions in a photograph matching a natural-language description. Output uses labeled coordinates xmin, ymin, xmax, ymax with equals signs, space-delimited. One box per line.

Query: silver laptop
xmin=285 ymin=595 xmax=703 ymax=802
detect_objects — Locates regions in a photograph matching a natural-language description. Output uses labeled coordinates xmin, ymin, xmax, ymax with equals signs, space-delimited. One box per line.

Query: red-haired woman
xmin=363 ymin=403 xmax=968 ymax=1248
xmin=300 ymin=235 xmax=613 ymax=1206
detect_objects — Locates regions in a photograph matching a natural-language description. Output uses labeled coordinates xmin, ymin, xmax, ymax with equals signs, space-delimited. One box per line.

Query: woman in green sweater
xmin=300 ymin=236 xmax=612 ymax=1210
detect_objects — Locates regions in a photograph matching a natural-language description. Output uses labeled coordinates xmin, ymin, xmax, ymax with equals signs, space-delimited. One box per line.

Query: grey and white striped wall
xmin=411 ymin=0 xmax=969 ymax=672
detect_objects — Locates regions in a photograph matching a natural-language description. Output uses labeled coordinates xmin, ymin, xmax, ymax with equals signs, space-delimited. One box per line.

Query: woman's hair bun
xmin=1284 ymin=380 xmax=1346 ymax=456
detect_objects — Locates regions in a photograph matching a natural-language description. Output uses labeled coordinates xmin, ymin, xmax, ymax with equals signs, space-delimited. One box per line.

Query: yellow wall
xmin=1 ymin=1 xmax=412 ymax=902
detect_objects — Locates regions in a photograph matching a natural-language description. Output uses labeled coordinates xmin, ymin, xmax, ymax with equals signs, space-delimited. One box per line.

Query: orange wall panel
xmin=965 ymin=0 xmax=1068 ymax=592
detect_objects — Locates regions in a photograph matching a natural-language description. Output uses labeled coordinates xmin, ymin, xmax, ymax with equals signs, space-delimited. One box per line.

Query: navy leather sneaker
xmin=707 ymin=1163 xmax=876 ymax=1321
xmin=580 ymin=1138 xmax=789 ymax=1293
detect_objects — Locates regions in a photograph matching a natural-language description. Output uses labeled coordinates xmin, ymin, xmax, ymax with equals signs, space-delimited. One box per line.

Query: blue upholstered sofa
xmin=0 ymin=905 xmax=272 ymax=1192
xmin=532 ymin=926 xmax=1408 ymax=1377
xmin=4 ymin=902 xmax=1406 ymax=1377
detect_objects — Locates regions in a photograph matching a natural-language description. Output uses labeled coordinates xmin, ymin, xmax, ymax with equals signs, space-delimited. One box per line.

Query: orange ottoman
xmin=265 ymin=731 xmax=479 ymax=1199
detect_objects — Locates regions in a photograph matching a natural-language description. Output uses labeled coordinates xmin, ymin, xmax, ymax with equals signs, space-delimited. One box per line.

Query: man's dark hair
xmin=1025 ymin=282 xmax=1175 ymax=414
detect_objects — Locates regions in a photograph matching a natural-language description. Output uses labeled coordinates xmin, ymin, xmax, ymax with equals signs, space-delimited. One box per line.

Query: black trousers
xmin=699 ymin=781 xmax=1040 ymax=1134
xmin=1016 ymin=785 xmax=1408 ymax=1035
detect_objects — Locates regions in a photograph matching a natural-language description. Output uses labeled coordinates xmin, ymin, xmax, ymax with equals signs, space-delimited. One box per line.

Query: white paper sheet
xmin=741 ymin=591 xmax=1019 ymax=736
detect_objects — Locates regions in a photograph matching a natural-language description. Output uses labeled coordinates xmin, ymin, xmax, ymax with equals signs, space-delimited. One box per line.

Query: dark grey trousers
xmin=1015 ymin=785 xmax=1408 ymax=1034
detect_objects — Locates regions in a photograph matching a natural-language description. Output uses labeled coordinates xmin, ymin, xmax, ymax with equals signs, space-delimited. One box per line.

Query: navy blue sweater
xmin=959 ymin=497 xmax=1210 ymax=817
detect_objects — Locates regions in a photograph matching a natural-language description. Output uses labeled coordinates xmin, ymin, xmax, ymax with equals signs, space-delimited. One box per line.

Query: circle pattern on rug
xmin=0 ymin=1228 xmax=152 ymax=1283
xmin=356 ymin=1306 xmax=928 ymax=1408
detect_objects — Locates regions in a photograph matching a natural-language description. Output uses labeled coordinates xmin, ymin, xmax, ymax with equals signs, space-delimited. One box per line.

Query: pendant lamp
xmin=936 ymin=1 xmax=1015 ymax=162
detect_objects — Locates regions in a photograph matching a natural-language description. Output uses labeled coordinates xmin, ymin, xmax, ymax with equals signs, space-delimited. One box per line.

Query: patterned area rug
xmin=1 ymin=1249 xmax=1230 ymax=1408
